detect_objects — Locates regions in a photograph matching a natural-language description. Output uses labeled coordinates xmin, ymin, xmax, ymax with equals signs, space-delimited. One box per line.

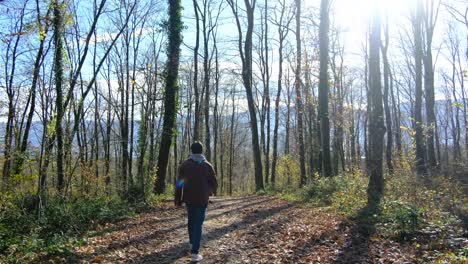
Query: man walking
xmin=175 ymin=142 xmax=218 ymax=262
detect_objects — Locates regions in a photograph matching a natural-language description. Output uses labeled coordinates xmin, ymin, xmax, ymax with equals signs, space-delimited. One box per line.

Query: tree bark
xmin=228 ymin=0 xmax=263 ymax=191
xmin=295 ymin=0 xmax=306 ymax=186
xmin=318 ymin=0 xmax=332 ymax=177
xmin=192 ymin=0 xmax=201 ymax=142
xmin=367 ymin=4 xmax=385 ymax=208
xmin=413 ymin=0 xmax=428 ymax=176
xmin=271 ymin=0 xmax=293 ymax=185
xmin=423 ymin=0 xmax=440 ymax=171
xmin=154 ymin=0 xmax=182 ymax=194
xmin=53 ymin=0 xmax=65 ymax=195
xmin=381 ymin=17 xmax=394 ymax=175
xmin=202 ymin=0 xmax=211 ymax=161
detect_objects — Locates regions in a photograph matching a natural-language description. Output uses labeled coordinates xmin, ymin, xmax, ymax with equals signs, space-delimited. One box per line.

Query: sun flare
xmin=334 ymin=0 xmax=416 ymax=28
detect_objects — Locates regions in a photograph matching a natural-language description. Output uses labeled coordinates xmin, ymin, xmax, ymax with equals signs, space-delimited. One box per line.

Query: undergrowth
xmin=264 ymin=168 xmax=467 ymax=262
xmin=0 ymin=191 xmax=173 ymax=263
xmin=0 ymin=178 xmax=177 ymax=263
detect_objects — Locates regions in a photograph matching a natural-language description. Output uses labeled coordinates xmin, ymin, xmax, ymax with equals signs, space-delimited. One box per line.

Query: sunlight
xmin=334 ymin=0 xmax=416 ymax=28
xmin=350 ymin=0 xmax=415 ymax=14
xmin=330 ymin=0 xmax=418 ymax=58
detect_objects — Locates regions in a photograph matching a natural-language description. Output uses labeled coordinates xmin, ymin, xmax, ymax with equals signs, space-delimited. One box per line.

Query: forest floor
xmin=44 ymin=195 xmax=448 ymax=263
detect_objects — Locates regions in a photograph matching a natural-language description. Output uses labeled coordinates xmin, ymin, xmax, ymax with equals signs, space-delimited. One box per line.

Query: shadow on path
xmin=334 ymin=205 xmax=378 ymax=264
xmin=99 ymin=196 xmax=259 ymax=234
xmin=86 ymin=196 xmax=276 ymax=258
xmin=135 ymin=202 xmax=294 ymax=264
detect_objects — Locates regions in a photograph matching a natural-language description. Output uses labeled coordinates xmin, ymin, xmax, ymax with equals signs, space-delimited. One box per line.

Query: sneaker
xmin=191 ymin=253 xmax=203 ymax=262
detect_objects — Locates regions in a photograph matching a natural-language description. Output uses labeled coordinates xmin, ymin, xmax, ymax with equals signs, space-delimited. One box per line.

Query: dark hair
xmin=190 ymin=141 xmax=203 ymax=154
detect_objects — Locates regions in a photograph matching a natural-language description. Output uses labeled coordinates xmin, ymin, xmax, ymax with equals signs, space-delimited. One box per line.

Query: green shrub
xmin=126 ymin=185 xmax=145 ymax=203
xmin=146 ymin=192 xmax=173 ymax=207
xmin=300 ymin=178 xmax=337 ymax=205
xmin=0 ymin=194 xmax=36 ymax=253
xmin=0 ymin=195 xmax=136 ymax=262
xmin=381 ymin=200 xmax=423 ymax=240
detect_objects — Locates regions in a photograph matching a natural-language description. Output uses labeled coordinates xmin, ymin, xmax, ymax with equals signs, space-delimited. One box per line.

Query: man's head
xmin=190 ymin=141 xmax=203 ymax=154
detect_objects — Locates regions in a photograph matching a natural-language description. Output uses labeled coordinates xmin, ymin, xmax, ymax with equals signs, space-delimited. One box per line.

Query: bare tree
xmin=1 ymin=1 xmax=27 ymax=187
xmin=270 ymin=0 xmax=294 ymax=186
xmin=381 ymin=14 xmax=394 ymax=175
xmin=318 ymin=0 xmax=332 ymax=177
xmin=192 ymin=0 xmax=202 ymax=141
xmin=367 ymin=2 xmax=385 ymax=207
xmin=412 ymin=0 xmax=428 ymax=176
xmin=12 ymin=1 xmax=51 ymax=177
xmin=227 ymin=0 xmax=264 ymax=191
xmin=294 ymin=0 xmax=307 ymax=185
xmin=423 ymin=0 xmax=441 ymax=171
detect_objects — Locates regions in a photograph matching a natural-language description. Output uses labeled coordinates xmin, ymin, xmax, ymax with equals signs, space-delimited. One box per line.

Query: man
xmin=175 ymin=142 xmax=218 ymax=262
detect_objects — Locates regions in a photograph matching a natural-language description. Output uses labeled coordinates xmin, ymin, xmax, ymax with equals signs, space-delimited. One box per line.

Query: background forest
xmin=0 ymin=0 xmax=467 ymax=262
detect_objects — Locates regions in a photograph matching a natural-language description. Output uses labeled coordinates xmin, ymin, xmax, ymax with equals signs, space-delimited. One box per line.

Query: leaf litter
xmin=41 ymin=195 xmax=466 ymax=263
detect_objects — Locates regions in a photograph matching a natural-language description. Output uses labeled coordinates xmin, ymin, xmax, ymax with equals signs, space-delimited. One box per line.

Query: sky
xmin=1 ymin=0 xmax=466 ymax=122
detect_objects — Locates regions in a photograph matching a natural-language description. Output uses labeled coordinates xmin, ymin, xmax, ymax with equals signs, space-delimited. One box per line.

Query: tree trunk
xmin=192 ymin=0 xmax=201 ymax=142
xmin=381 ymin=19 xmax=394 ymax=175
xmin=318 ymin=0 xmax=332 ymax=177
xmin=390 ymin=69 xmax=402 ymax=156
xmin=262 ymin=0 xmax=271 ymax=185
xmin=53 ymin=0 xmax=65 ymax=195
xmin=228 ymin=0 xmax=263 ymax=191
xmin=229 ymin=90 xmax=236 ymax=196
xmin=154 ymin=0 xmax=182 ymax=194
xmin=213 ymin=26 xmax=220 ymax=179
xmin=413 ymin=0 xmax=427 ymax=176
xmin=285 ymin=70 xmax=291 ymax=156
xmin=423 ymin=0 xmax=439 ymax=171
xmin=295 ymin=0 xmax=307 ymax=186
xmin=202 ymin=0 xmax=211 ymax=161
xmin=367 ymin=4 xmax=385 ymax=208
xmin=271 ymin=5 xmax=291 ymax=185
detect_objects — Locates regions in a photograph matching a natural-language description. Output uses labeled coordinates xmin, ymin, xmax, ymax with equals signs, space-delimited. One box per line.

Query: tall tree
xmin=1 ymin=1 xmax=26 ymax=187
xmin=210 ymin=1 xmax=223 ymax=179
xmin=413 ymin=0 xmax=428 ymax=176
xmin=330 ymin=34 xmax=346 ymax=175
xmin=53 ymin=0 xmax=65 ymax=195
xmin=295 ymin=0 xmax=306 ymax=186
xmin=201 ymin=0 xmax=212 ymax=161
xmin=154 ymin=0 xmax=183 ymax=194
xmin=367 ymin=2 xmax=385 ymax=207
xmin=318 ymin=0 xmax=332 ymax=177
xmin=423 ymin=0 xmax=441 ymax=171
xmin=381 ymin=15 xmax=394 ymax=175
xmin=12 ymin=4 xmax=51 ymax=177
xmin=192 ymin=0 xmax=201 ymax=141
xmin=264 ymin=0 xmax=271 ymax=186
xmin=271 ymin=0 xmax=293 ymax=186
xmin=257 ymin=0 xmax=271 ymax=184
xmin=227 ymin=0 xmax=263 ymax=191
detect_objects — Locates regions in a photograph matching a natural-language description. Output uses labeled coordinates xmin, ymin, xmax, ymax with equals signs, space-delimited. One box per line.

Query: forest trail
xmin=72 ymin=196 xmax=416 ymax=263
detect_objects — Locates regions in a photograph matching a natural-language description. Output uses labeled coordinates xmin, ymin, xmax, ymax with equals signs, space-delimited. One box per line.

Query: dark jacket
xmin=175 ymin=158 xmax=218 ymax=206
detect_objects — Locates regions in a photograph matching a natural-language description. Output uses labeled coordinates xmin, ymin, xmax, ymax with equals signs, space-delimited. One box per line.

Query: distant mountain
xmin=0 ymin=99 xmax=463 ymax=153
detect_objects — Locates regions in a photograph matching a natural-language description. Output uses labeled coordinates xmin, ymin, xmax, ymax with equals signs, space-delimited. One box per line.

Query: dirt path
xmin=72 ymin=196 xmax=417 ymax=263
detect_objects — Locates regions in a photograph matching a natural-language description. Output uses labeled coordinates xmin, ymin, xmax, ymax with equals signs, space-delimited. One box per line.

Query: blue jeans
xmin=186 ymin=204 xmax=207 ymax=254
